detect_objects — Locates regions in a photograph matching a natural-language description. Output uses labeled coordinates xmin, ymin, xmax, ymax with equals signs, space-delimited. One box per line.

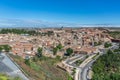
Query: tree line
xmin=0 ymin=28 xmax=54 ymax=36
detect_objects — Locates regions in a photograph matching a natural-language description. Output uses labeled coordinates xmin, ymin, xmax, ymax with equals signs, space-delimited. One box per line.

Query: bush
xmin=66 ymin=48 xmax=73 ymax=56
xmin=24 ymin=58 xmax=30 ymax=66
xmin=104 ymin=42 xmax=112 ymax=48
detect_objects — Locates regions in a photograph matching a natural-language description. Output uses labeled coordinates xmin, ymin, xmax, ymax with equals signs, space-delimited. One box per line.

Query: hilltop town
xmin=0 ymin=28 xmax=111 ymax=58
xmin=0 ymin=28 xmax=119 ymax=80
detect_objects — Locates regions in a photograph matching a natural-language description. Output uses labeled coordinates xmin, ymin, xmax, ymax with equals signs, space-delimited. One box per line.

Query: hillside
xmin=92 ymin=50 xmax=120 ymax=80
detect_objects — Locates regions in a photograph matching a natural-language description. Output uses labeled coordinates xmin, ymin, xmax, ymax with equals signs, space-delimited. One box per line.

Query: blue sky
xmin=0 ymin=0 xmax=120 ymax=27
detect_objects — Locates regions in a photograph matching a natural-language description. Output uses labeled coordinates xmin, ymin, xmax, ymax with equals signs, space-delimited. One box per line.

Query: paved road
xmin=65 ymin=55 xmax=84 ymax=63
xmin=0 ymin=53 xmax=29 ymax=80
xmin=81 ymin=60 xmax=95 ymax=80
xmin=62 ymin=42 xmax=119 ymax=80
xmin=63 ymin=54 xmax=94 ymax=80
xmin=0 ymin=62 xmax=13 ymax=73
xmin=79 ymin=43 xmax=119 ymax=80
xmin=62 ymin=54 xmax=86 ymax=80
xmin=63 ymin=54 xmax=86 ymax=68
xmin=78 ymin=54 xmax=96 ymax=80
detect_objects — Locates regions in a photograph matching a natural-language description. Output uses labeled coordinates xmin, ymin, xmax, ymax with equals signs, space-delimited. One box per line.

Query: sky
xmin=0 ymin=0 xmax=120 ymax=27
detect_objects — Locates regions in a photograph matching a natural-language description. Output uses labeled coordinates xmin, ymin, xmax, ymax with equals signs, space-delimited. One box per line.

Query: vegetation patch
xmin=9 ymin=54 xmax=70 ymax=80
xmin=92 ymin=50 xmax=120 ymax=80
xmin=109 ymin=31 xmax=120 ymax=39
xmin=0 ymin=28 xmax=55 ymax=36
xmin=94 ymin=41 xmax=102 ymax=46
xmin=75 ymin=60 xmax=83 ymax=66
xmin=104 ymin=42 xmax=112 ymax=48
xmin=0 ymin=45 xmax=11 ymax=52
xmin=0 ymin=74 xmax=21 ymax=80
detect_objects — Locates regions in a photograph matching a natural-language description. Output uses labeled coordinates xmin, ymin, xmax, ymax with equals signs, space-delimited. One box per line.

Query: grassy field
xmin=9 ymin=54 xmax=71 ymax=80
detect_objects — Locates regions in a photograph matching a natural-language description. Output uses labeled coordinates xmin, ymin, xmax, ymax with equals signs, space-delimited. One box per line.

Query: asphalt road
xmin=79 ymin=43 xmax=119 ymax=80
xmin=62 ymin=54 xmax=86 ymax=80
xmin=0 ymin=53 xmax=29 ymax=80
xmin=64 ymin=54 xmax=86 ymax=69
xmin=0 ymin=62 xmax=13 ymax=73
xmin=81 ymin=60 xmax=95 ymax=80
xmin=65 ymin=55 xmax=83 ymax=63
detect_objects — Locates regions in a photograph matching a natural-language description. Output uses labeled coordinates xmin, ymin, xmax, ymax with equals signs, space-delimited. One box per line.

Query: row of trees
xmin=24 ymin=45 xmax=74 ymax=65
xmin=0 ymin=28 xmax=41 ymax=36
xmin=36 ymin=44 xmax=74 ymax=57
xmin=92 ymin=49 xmax=120 ymax=80
xmin=24 ymin=44 xmax=74 ymax=66
xmin=0 ymin=29 xmax=54 ymax=36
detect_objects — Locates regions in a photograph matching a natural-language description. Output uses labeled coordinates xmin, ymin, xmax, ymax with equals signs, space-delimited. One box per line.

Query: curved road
xmin=79 ymin=43 xmax=118 ymax=80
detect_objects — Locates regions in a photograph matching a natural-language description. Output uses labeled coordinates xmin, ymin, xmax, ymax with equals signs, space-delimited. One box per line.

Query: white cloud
xmin=0 ymin=23 xmax=15 ymax=26
xmin=0 ymin=19 xmax=119 ymax=28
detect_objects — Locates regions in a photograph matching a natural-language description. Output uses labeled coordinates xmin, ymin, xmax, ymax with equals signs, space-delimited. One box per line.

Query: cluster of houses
xmin=0 ymin=28 xmax=112 ymax=58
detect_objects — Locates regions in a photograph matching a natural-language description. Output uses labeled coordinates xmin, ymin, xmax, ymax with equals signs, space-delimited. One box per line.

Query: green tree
xmin=24 ymin=58 xmax=30 ymax=66
xmin=53 ymin=47 xmax=58 ymax=55
xmin=66 ymin=48 xmax=73 ymax=56
xmin=37 ymin=47 xmax=43 ymax=57
xmin=56 ymin=44 xmax=63 ymax=50
xmin=3 ymin=45 xmax=11 ymax=52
